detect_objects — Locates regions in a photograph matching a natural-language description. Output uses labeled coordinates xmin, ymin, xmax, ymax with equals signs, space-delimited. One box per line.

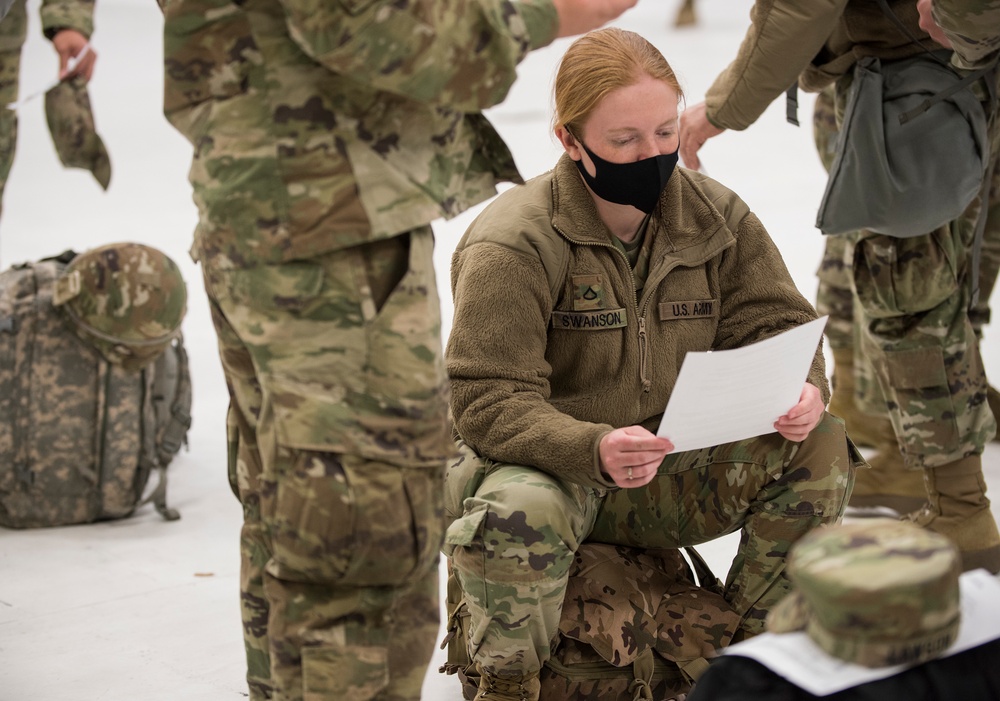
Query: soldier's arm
xmin=923 ymin=0 xmax=1000 ymax=69
xmin=703 ymin=0 xmax=846 ymax=131
xmin=41 ymin=0 xmax=96 ymax=80
xmin=40 ymin=0 xmax=93 ymax=39
xmin=280 ymin=0 xmax=634 ymax=111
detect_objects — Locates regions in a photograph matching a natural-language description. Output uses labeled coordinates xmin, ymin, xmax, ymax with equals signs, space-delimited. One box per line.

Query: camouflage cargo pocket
xmin=882 ymin=346 xmax=960 ymax=454
xmin=266 ymin=451 xmax=444 ymax=586
xmin=852 ymin=232 xmax=960 ymax=317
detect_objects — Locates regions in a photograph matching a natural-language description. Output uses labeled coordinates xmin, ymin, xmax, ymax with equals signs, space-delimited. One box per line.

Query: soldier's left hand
xmin=679 ymin=100 xmax=723 ymax=172
xmin=52 ymin=29 xmax=97 ymax=82
xmin=774 ymin=383 xmax=824 ymax=442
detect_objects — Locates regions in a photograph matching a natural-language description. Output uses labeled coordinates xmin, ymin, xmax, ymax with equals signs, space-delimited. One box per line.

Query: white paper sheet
xmin=656 ymin=316 xmax=828 ymax=452
xmin=721 ymin=570 xmax=1000 ymax=696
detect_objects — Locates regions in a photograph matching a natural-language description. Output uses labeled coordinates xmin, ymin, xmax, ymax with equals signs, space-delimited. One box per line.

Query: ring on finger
xmin=627 ymin=467 xmax=633 ymax=480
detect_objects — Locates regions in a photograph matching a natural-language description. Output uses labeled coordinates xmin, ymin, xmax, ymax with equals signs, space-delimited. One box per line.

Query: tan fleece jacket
xmin=706 ymin=0 xmax=932 ymax=131
xmin=447 ymin=155 xmax=828 ymax=490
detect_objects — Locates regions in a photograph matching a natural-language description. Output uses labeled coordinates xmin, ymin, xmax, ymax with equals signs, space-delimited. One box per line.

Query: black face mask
xmin=574 ymin=139 xmax=678 ymax=214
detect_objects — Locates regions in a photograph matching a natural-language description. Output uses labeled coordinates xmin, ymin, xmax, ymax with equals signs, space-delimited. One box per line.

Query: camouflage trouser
xmin=444 ymin=413 xmax=856 ymax=678
xmin=0 ymin=0 xmax=26 ymax=221
xmin=815 ymin=79 xmax=1000 ymax=451
xmin=826 ymin=71 xmax=1000 ymax=467
xmin=200 ymin=226 xmax=450 ymax=701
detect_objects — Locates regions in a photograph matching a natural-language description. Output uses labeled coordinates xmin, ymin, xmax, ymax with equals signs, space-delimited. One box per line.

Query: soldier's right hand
xmin=52 ymin=30 xmax=97 ymax=82
xmin=598 ymin=425 xmax=672 ymax=489
xmin=553 ymin=0 xmax=639 ymax=38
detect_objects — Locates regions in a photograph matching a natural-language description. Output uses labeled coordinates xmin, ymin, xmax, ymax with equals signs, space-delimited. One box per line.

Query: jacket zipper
xmin=554 ymin=235 xmax=652 ymax=392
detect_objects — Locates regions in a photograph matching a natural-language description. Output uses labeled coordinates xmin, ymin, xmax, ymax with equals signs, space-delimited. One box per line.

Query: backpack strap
xmin=138 ymin=339 xmax=190 ymax=522
xmin=628 ymin=649 xmax=655 ymax=701
xmin=157 ymin=335 xmax=193 ymax=465
xmin=785 ymin=83 xmax=801 ymax=127
xmin=970 ymin=127 xmax=998 ymax=310
xmin=139 ymin=463 xmax=180 ymax=521
xmin=683 ymin=545 xmax=726 ymax=596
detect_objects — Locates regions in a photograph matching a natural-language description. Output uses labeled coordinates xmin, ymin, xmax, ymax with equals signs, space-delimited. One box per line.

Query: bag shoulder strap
xmin=683 ymin=545 xmax=725 ymax=596
xmin=158 ymin=334 xmax=193 ymax=464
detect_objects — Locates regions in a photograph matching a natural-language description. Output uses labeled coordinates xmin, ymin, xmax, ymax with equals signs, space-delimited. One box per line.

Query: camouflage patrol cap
xmin=52 ymin=243 xmax=187 ymax=371
xmin=767 ymin=519 xmax=961 ymax=668
xmin=45 ymin=76 xmax=111 ymax=191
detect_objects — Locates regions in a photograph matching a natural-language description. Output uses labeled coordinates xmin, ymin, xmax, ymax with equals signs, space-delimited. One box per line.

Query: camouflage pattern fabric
xmin=932 ymin=0 xmax=1000 ymax=69
xmin=816 ymin=73 xmax=1000 ymax=445
xmin=162 ymin=0 xmax=557 ymax=267
xmin=558 ymin=544 xmax=739 ymax=672
xmin=203 ymin=226 xmax=450 ymax=701
xmin=445 ymin=543 xmax=730 ymax=701
xmin=0 ymin=0 xmax=26 ymax=221
xmin=161 ymin=1 xmax=568 ymax=697
xmin=52 ymin=242 xmax=187 ymax=372
xmin=44 ymin=75 xmax=111 ymax=190
xmin=0 ymin=0 xmax=96 ymax=218
xmin=848 ymin=72 xmax=1000 ymax=465
xmin=0 ymin=254 xmax=189 ymax=528
xmin=767 ymin=519 xmax=962 ymax=668
xmin=445 ymin=413 xmax=856 ymax=683
xmin=812 ymin=87 xmax=854 ymax=354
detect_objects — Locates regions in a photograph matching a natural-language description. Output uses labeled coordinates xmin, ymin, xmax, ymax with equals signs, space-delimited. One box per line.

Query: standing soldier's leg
xmin=444 ymin=459 xmax=600 ymax=701
xmin=204 ymin=227 xmax=449 ymax=701
xmin=973 ymin=149 xmax=1000 ymax=435
xmin=591 ymin=413 xmax=855 ymax=637
xmin=850 ymin=79 xmax=1000 ymax=572
xmin=206 ymin=292 xmax=273 ymax=700
xmin=0 ymin=0 xmax=27 ymax=222
xmin=852 ymin=225 xmax=1000 ymax=572
xmin=812 ymin=86 xmax=923 ymax=511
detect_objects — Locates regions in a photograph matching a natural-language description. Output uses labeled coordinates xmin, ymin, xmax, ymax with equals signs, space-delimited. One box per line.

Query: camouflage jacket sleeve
xmin=704 ymin=0 xmax=846 ymax=131
xmin=40 ymin=0 xmax=94 ymax=40
xmin=282 ymin=0 xmax=559 ymax=111
xmin=932 ymin=0 xmax=1000 ymax=69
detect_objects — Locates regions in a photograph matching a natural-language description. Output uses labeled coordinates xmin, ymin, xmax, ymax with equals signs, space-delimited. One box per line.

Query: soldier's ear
xmin=556 ymin=126 xmax=583 ymax=162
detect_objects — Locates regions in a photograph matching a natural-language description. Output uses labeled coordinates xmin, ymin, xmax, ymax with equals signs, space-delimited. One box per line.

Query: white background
xmin=0 ymin=1 xmax=997 ymax=699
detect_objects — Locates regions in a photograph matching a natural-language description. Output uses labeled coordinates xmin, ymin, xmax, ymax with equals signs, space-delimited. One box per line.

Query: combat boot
xmin=847 ymin=419 xmax=926 ymax=514
xmin=474 ymin=666 xmax=540 ymax=701
xmin=907 ymin=455 xmax=1000 ymax=574
xmin=827 ymin=347 xmax=886 ymax=448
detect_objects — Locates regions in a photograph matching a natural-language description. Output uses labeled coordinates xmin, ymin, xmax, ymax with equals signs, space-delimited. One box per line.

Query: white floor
xmin=0 ymin=2 xmax=997 ymax=700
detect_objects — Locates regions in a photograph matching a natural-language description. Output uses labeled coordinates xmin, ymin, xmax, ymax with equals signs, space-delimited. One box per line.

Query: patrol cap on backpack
xmin=766 ymin=519 xmax=961 ymax=668
xmin=52 ymin=242 xmax=187 ymax=371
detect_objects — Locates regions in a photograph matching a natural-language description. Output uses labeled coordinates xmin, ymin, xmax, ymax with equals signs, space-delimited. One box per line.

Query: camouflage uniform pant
xmin=814 ymin=80 xmax=1000 ymax=463
xmin=444 ymin=413 xmax=855 ymax=678
xmin=200 ymin=226 xmax=450 ymax=701
xmin=0 ymin=0 xmax=26 ymax=221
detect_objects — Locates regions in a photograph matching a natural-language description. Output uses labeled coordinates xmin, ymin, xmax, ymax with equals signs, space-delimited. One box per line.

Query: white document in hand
xmin=656 ymin=316 xmax=828 ymax=453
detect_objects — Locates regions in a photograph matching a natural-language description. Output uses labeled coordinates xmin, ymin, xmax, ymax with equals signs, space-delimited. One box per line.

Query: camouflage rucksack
xmin=440 ymin=542 xmax=741 ymax=701
xmin=0 ymin=246 xmax=192 ymax=529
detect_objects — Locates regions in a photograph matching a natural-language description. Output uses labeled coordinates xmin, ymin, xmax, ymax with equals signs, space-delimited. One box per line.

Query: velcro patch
xmin=551 ymin=308 xmax=628 ymax=331
xmin=659 ymin=299 xmax=718 ymax=320
xmin=572 ymin=274 xmax=607 ymax=311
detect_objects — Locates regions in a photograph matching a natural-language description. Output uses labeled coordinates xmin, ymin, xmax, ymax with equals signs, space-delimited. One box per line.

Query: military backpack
xmin=0 ymin=246 xmax=192 ymax=529
xmin=440 ymin=542 xmax=741 ymax=701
